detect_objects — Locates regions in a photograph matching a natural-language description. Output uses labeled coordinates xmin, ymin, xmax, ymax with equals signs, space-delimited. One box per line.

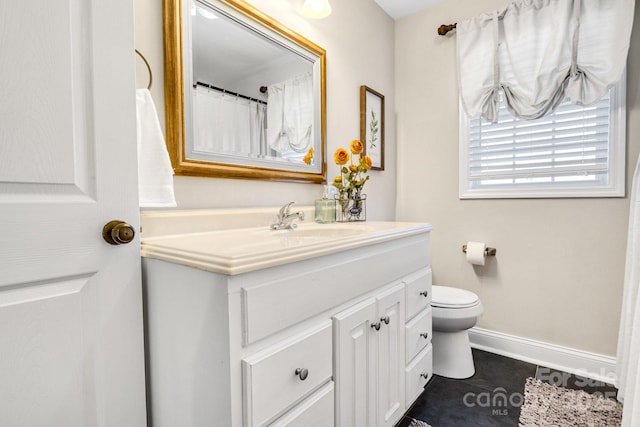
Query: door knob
xmin=102 ymin=220 xmax=135 ymax=245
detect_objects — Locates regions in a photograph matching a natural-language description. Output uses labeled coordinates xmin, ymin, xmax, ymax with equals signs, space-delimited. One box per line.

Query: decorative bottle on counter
xmin=314 ymin=186 xmax=336 ymax=223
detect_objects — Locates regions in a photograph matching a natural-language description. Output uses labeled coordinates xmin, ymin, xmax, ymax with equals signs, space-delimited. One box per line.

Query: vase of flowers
xmin=332 ymin=139 xmax=372 ymax=222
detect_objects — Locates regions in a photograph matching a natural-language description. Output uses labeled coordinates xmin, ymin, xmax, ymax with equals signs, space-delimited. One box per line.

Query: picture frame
xmin=360 ymin=85 xmax=385 ymax=170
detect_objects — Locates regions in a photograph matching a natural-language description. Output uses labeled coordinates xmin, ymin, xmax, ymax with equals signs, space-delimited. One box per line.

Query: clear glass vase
xmin=335 ymin=193 xmax=366 ymax=222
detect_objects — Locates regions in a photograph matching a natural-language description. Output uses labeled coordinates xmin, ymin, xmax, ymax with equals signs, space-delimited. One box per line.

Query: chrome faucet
xmin=271 ymin=201 xmax=305 ymax=230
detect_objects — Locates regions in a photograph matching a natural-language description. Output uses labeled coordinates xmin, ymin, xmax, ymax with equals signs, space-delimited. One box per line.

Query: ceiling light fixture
xmin=302 ymin=0 xmax=332 ymax=19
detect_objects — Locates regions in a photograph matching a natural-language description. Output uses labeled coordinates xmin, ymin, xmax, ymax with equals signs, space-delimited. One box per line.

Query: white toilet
xmin=431 ymin=286 xmax=484 ymax=379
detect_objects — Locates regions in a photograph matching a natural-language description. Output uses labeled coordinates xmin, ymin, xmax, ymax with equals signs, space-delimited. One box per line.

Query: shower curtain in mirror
xmin=192 ymin=85 xmax=266 ymax=157
xmin=618 ymin=153 xmax=640 ymax=426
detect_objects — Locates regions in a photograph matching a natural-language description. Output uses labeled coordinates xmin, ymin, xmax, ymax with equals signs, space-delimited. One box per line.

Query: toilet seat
xmin=432 ymin=286 xmax=480 ymax=309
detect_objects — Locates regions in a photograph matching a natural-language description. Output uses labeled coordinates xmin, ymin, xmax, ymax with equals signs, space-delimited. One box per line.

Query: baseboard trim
xmin=469 ymin=327 xmax=617 ymax=386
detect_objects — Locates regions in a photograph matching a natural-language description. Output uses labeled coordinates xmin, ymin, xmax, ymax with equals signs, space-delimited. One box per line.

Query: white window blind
xmin=459 ymin=78 xmax=626 ymax=199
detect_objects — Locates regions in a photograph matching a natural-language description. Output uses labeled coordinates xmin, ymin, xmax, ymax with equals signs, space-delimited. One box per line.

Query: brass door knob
xmin=103 ymin=220 xmax=135 ymax=245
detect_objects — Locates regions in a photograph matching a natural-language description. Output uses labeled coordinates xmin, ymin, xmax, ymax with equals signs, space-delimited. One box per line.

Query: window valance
xmin=457 ymin=0 xmax=634 ymax=123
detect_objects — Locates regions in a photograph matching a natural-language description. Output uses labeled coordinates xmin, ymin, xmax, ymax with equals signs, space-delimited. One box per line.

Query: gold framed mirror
xmin=163 ymin=0 xmax=327 ymax=183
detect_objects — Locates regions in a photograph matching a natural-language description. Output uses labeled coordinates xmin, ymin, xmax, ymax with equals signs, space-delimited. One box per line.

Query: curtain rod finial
xmin=438 ymin=23 xmax=457 ymax=36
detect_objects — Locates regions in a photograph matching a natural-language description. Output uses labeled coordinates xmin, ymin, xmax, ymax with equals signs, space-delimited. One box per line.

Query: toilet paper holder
xmin=462 ymin=244 xmax=497 ymax=256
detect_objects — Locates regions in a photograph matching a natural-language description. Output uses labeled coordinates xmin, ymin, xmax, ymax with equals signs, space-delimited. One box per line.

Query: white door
xmin=333 ymin=297 xmax=377 ymax=427
xmin=0 ymin=1 xmax=146 ymax=426
xmin=376 ymin=284 xmax=406 ymax=427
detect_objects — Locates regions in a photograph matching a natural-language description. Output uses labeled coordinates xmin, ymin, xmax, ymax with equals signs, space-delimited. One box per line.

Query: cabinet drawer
xmin=241 ymin=235 xmax=430 ymax=346
xmin=243 ymin=322 xmax=333 ymax=427
xmin=405 ymin=268 xmax=432 ymax=321
xmin=405 ymin=307 xmax=432 ymax=364
xmin=269 ymin=381 xmax=334 ymax=427
xmin=405 ymin=344 xmax=433 ymax=409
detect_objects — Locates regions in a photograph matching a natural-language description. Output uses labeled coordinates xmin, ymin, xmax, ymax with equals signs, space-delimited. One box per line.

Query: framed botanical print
xmin=360 ymin=85 xmax=385 ymax=170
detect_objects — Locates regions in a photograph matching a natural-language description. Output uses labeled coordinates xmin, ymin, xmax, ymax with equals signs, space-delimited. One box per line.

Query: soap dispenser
xmin=314 ymin=186 xmax=336 ymax=223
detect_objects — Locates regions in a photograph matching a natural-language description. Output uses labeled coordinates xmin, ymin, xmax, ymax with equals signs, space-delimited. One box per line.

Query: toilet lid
xmin=431 ymin=286 xmax=480 ymax=308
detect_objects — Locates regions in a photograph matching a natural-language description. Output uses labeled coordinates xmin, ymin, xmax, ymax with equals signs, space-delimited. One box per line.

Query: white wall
xmin=395 ymin=0 xmax=640 ymax=357
xmin=134 ymin=0 xmax=397 ymax=219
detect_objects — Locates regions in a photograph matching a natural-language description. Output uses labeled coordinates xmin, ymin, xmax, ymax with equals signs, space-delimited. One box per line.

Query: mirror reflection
xmin=164 ymin=0 xmax=327 ymax=183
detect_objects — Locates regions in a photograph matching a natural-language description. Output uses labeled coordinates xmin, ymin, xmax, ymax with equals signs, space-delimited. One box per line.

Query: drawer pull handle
xmin=419 ymin=290 xmax=429 ymax=297
xmin=420 ymin=372 xmax=430 ymax=379
xmin=381 ymin=316 xmax=390 ymax=325
xmin=420 ymin=332 xmax=429 ymax=339
xmin=295 ymin=368 xmax=309 ymax=381
xmin=371 ymin=322 xmax=381 ymax=331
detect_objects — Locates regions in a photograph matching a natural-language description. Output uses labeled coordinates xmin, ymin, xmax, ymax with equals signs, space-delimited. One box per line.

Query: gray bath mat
xmin=519 ymin=377 xmax=623 ymax=426
xmin=408 ymin=418 xmax=432 ymax=427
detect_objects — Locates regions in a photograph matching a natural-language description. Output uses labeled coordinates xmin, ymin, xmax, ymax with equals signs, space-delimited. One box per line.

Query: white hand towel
xmin=136 ymin=89 xmax=177 ymax=207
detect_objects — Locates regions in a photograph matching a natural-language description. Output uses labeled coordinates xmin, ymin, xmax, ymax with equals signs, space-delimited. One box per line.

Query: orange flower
xmin=332 ymin=139 xmax=372 ymax=200
xmin=361 ymin=156 xmax=372 ymax=171
xmin=349 ymin=139 xmax=364 ymax=155
xmin=303 ymin=147 xmax=314 ymax=165
xmin=334 ymin=148 xmax=350 ymax=165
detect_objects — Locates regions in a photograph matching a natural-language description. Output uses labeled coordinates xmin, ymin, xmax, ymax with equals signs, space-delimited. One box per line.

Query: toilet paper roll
xmin=466 ymin=241 xmax=486 ymax=266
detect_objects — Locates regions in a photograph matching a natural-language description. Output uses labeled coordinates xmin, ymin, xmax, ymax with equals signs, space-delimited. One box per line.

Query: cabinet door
xmin=333 ymin=297 xmax=378 ymax=427
xmin=376 ymin=284 xmax=406 ymax=427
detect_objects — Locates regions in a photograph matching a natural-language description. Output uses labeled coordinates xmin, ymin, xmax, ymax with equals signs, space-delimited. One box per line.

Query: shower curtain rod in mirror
xmin=194 ymin=81 xmax=267 ymax=105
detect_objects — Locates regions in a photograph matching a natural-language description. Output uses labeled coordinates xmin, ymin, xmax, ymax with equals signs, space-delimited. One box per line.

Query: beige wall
xmin=395 ymin=0 xmax=640 ymax=357
xmin=133 ymin=0 xmax=397 ymax=219
xmin=135 ymin=0 xmax=640 ymax=356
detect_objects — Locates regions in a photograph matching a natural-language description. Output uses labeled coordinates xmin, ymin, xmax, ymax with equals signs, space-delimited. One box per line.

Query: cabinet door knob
xmin=380 ymin=315 xmax=390 ymax=325
xmin=419 ymin=290 xmax=429 ymax=297
xmin=295 ymin=368 xmax=309 ymax=381
xmin=420 ymin=332 xmax=429 ymax=339
xmin=371 ymin=322 xmax=381 ymax=331
xmin=420 ymin=372 xmax=430 ymax=379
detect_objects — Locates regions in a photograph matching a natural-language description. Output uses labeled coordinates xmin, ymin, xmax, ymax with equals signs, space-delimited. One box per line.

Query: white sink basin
xmin=141 ymin=208 xmax=431 ymax=275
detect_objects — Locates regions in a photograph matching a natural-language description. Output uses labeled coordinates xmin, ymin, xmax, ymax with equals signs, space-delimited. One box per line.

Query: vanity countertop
xmin=141 ymin=219 xmax=431 ymax=275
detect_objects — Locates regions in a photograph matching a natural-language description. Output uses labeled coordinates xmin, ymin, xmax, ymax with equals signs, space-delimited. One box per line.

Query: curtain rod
xmin=438 ymin=23 xmax=457 ymax=36
xmin=194 ymin=81 xmax=267 ymax=105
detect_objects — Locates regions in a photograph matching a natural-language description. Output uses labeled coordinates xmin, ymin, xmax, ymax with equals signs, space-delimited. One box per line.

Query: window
xmin=459 ymin=77 xmax=626 ymax=199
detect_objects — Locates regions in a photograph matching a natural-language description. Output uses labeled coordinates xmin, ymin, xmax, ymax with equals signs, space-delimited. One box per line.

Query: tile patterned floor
xmin=396 ymin=349 xmax=618 ymax=427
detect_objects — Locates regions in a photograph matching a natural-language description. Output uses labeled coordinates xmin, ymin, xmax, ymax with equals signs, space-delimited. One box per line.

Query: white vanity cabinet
xmin=141 ymin=213 xmax=432 ymax=427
